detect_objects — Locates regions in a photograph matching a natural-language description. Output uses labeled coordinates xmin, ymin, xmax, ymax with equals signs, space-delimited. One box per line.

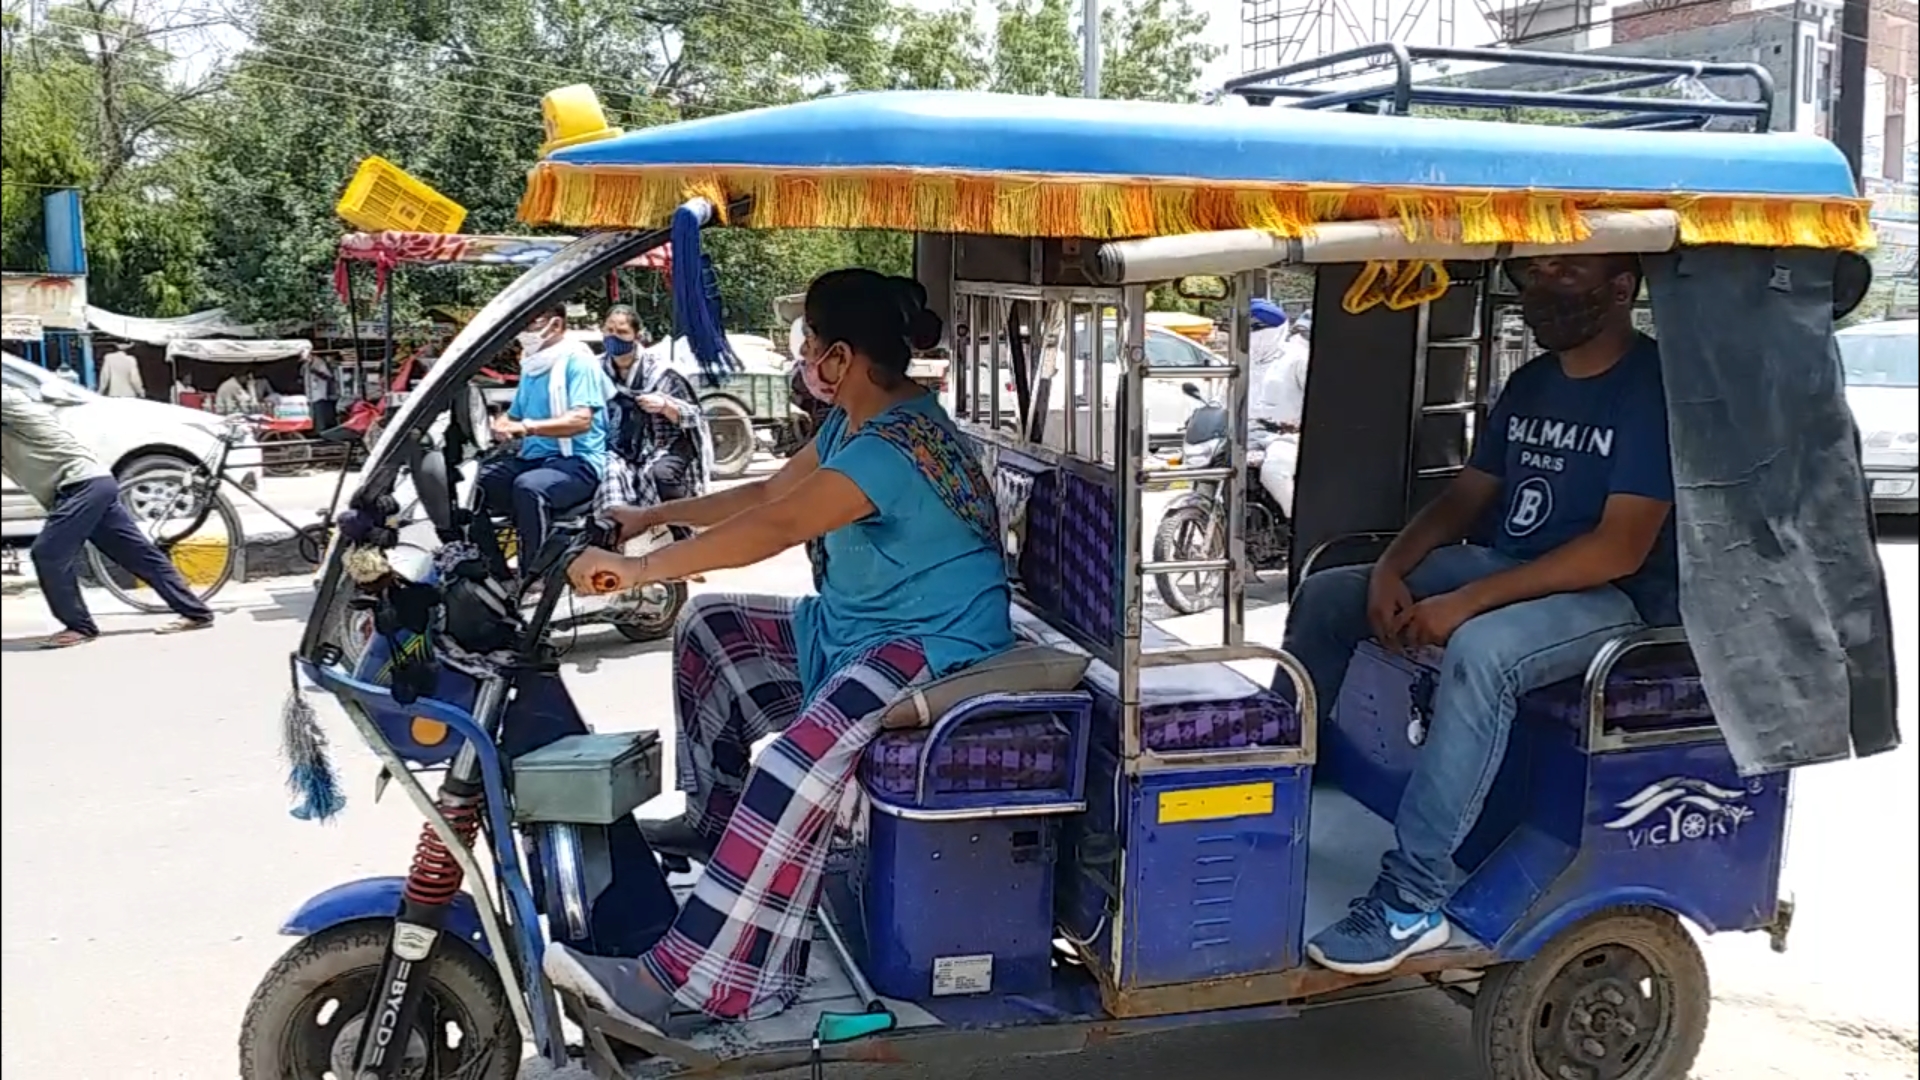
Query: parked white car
xmin=2 ymin=351 xmax=258 ymax=539
xmin=1838 ymin=319 xmax=1918 ymax=517
xmin=964 ymin=322 xmax=1226 ymax=444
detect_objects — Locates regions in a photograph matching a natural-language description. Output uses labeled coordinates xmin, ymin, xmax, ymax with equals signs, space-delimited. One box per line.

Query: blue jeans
xmin=32 ymin=476 xmax=215 ymax=636
xmin=1282 ymin=544 xmax=1644 ymax=912
xmin=476 ymin=453 xmax=599 ymax=573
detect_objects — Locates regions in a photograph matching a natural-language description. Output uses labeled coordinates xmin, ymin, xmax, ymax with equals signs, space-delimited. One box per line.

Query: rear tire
xmin=1472 ymin=909 xmax=1709 ymax=1080
xmin=238 ymin=920 xmax=519 ymax=1080
xmin=89 ymin=467 xmax=239 ymax=613
xmin=1151 ymin=504 xmax=1224 ymax=615
xmin=704 ymin=397 xmax=755 ymax=480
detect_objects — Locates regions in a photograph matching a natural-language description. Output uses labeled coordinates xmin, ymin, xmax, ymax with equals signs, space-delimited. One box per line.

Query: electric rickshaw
xmin=241 ymin=62 xmax=1899 ymax=1080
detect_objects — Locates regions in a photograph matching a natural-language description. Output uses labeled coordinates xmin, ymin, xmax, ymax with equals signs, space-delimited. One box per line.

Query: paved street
xmin=0 ymin=463 xmax=1914 ymax=1080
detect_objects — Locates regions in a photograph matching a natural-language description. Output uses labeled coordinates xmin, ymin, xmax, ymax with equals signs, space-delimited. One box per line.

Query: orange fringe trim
xmin=517 ymin=164 xmax=1877 ymax=253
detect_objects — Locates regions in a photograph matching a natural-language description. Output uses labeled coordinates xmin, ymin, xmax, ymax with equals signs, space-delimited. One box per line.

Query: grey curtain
xmin=1643 ymin=246 xmax=1900 ymax=775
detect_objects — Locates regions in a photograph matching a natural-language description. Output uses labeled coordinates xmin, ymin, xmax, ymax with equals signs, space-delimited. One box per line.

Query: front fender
xmin=1164 ymin=488 xmax=1221 ymax=516
xmin=281 ymin=876 xmax=493 ymax=959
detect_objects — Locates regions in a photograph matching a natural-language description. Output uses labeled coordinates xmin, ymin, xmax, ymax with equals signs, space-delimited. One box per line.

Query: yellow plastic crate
xmin=336 ymin=157 xmax=467 ymax=235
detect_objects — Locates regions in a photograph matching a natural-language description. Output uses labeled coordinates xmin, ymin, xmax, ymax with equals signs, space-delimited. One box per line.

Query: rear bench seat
xmin=859 ymin=604 xmax=1301 ymax=797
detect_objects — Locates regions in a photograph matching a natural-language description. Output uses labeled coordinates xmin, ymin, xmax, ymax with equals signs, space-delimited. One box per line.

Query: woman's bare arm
xmin=612 ymin=441 xmax=821 ymax=535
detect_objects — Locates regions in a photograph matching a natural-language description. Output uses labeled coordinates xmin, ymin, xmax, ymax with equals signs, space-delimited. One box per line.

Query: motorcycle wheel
xmin=238 ymin=920 xmax=518 ymax=1080
xmin=1152 ymin=504 xmax=1225 ymax=615
xmin=616 ymin=579 xmax=687 ymax=642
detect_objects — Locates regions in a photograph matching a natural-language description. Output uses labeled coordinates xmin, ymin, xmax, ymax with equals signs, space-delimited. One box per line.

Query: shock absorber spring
xmin=402 ymin=798 xmax=484 ymax=906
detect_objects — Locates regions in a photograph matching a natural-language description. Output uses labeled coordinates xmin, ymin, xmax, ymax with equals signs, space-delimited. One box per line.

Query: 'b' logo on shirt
xmin=1505 ymin=476 xmax=1554 ymax=537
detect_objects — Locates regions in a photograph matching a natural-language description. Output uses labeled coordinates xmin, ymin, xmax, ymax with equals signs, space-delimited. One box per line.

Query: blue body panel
xmin=549 ymin=91 xmax=1859 ymax=199
xmin=1121 ymin=766 xmax=1314 ymax=987
xmin=281 ymin=876 xmax=492 ymax=959
xmin=1324 ymin=645 xmax=1789 ymax=961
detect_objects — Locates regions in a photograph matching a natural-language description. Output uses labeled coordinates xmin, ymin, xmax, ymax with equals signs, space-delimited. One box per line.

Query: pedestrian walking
xmin=1 ymin=383 xmax=215 ymax=648
xmin=96 ymin=342 xmax=145 ymax=399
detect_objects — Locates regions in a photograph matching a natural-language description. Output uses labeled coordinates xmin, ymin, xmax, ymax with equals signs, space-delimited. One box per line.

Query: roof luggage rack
xmin=1221 ymin=42 xmax=1775 ymax=133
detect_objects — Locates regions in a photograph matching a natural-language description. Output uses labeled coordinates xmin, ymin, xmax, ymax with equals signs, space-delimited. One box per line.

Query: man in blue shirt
xmin=480 ymin=303 xmax=609 ymax=575
xmin=1283 ymin=254 xmax=1678 ymax=976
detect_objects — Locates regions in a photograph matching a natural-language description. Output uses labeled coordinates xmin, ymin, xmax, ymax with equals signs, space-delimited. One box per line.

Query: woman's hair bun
xmin=888 ymin=275 xmax=944 ymax=350
xmin=907 ymin=307 xmax=944 ymax=351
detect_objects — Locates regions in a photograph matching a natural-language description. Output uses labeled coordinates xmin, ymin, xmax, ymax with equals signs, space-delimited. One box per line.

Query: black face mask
xmin=1520 ymin=281 xmax=1615 ymax=353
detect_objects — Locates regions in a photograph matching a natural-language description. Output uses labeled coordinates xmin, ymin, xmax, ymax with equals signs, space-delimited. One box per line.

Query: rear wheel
xmin=704 ymin=397 xmax=755 ymax=479
xmin=88 ymin=467 xmax=239 ymax=613
xmin=1151 ymin=504 xmax=1224 ymax=615
xmin=1472 ymin=909 xmax=1709 ymax=1080
xmin=238 ymin=920 xmax=519 ymax=1080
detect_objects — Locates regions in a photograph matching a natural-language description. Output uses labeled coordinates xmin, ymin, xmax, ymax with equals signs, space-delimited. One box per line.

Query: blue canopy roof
xmin=548 ymin=91 xmax=1858 ymax=200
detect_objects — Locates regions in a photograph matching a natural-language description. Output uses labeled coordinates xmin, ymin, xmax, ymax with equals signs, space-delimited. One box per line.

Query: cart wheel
xmin=257 ymin=430 xmax=311 ymax=477
xmin=704 ymin=397 xmax=755 ymax=479
xmin=1472 ymin=909 xmax=1708 ymax=1080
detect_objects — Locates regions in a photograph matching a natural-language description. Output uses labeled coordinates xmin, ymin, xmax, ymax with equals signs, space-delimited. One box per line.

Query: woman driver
xmin=547 ymin=269 xmax=1014 ymax=1028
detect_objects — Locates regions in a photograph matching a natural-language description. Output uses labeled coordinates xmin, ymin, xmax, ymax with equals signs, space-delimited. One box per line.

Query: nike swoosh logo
xmin=1388 ymin=920 xmax=1429 ymax=942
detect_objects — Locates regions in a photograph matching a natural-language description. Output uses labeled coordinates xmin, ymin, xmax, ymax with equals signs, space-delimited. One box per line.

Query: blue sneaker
xmin=1307 ymin=894 xmax=1451 ymax=976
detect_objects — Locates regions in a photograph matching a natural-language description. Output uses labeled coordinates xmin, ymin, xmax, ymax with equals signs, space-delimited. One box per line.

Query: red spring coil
xmin=402 ymin=800 xmax=483 ymax=906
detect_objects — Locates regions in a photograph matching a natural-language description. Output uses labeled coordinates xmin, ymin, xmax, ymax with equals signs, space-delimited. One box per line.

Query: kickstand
xmin=810 ymin=1035 xmax=824 ymax=1080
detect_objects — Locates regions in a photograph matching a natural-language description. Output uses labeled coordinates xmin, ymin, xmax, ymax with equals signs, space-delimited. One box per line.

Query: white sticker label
xmin=931 ymin=954 xmax=994 ymax=997
xmin=392 ymin=922 xmax=440 ymax=962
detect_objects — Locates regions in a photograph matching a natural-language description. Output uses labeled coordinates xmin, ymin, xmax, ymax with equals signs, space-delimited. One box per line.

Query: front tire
xmin=1151 ymin=504 xmax=1224 ymax=615
xmin=238 ymin=920 xmax=519 ymax=1080
xmin=1472 ymin=908 xmax=1709 ymax=1080
xmin=616 ymin=580 xmax=687 ymax=643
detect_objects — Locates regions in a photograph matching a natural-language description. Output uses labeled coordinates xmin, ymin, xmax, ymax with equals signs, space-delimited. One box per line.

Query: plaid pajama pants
xmin=643 ymin=592 xmax=931 ymax=1021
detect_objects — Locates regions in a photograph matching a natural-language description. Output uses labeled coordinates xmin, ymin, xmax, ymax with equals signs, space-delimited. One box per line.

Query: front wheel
xmin=616 ymin=579 xmax=688 ymax=642
xmin=238 ymin=920 xmax=519 ymax=1080
xmin=1472 ymin=908 xmax=1709 ymax=1080
xmin=1151 ymin=504 xmax=1225 ymax=615
xmin=89 ymin=468 xmax=239 ymax=613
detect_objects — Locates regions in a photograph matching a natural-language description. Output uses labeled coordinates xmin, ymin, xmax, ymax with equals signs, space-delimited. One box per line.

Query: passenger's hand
xmin=1366 ymin=568 xmax=1414 ymax=646
xmin=567 ymin=548 xmax=629 ymax=596
xmin=609 ymin=504 xmax=662 ymax=544
xmin=635 ymin=393 xmax=669 ymax=414
xmin=1401 ymin=590 xmax=1480 ymax=649
xmin=491 ymin=413 xmax=525 ymax=439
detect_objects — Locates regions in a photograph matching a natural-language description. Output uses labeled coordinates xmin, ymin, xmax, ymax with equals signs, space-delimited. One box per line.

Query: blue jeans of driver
xmin=477 ymin=453 xmax=599 ymax=573
xmin=1281 ymin=544 xmax=1645 ymax=912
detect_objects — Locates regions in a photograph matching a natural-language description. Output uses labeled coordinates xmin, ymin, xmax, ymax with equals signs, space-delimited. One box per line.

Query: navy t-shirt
xmin=1469 ymin=334 xmax=1679 ymax=624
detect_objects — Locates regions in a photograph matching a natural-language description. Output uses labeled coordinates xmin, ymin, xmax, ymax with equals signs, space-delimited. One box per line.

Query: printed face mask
xmin=1520 ymin=281 xmax=1615 ymax=353
xmin=801 ymin=343 xmax=843 ymax=404
xmin=602 ymin=335 xmax=636 ymax=357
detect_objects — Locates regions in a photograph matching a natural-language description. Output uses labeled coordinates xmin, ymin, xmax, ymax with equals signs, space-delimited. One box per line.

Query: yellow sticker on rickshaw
xmin=1157 ymin=782 xmax=1275 ymax=824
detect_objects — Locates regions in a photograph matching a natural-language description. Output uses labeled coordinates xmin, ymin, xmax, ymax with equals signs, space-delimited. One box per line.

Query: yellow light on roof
xmin=540 ymin=85 xmax=623 ymax=158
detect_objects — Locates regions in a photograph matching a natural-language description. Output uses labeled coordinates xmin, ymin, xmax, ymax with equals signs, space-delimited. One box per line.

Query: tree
xmin=1 ymin=0 xmax=220 ymax=315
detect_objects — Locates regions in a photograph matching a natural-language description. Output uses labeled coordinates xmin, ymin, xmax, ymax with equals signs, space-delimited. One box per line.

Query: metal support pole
xmin=1834 ymin=0 xmax=1870 ymax=184
xmin=1081 ymin=0 xmax=1101 ymax=99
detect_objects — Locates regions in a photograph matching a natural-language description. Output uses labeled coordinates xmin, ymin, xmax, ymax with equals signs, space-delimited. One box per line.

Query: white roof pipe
xmin=1090 ymin=209 xmax=1682 ymax=284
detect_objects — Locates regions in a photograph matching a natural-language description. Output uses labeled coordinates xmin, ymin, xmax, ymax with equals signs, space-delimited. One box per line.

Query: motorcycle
xmin=471 ymin=440 xmax=686 ymax=644
xmin=1150 ymin=382 xmax=1294 ymax=615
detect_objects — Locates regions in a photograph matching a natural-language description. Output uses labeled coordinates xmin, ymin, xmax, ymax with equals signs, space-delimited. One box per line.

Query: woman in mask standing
xmin=600 ymin=306 xmax=710 ymax=538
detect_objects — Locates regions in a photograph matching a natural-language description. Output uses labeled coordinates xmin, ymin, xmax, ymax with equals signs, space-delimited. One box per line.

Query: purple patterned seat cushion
xmin=1002 ymin=604 xmax=1302 ymax=752
xmin=861 ymin=715 xmax=1072 ymax=800
xmin=1520 ymin=660 xmax=1713 ymax=732
xmin=1141 ymin=696 xmax=1298 ymax=752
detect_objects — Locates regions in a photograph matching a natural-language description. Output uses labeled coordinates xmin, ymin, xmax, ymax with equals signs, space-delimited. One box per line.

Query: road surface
xmin=1 ymin=473 xmax=1913 ymax=1080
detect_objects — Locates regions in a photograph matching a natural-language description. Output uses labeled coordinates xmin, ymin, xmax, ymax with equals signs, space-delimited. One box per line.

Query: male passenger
xmin=1285 ymin=254 xmax=1678 ymax=976
xmin=481 ymin=303 xmax=608 ymax=574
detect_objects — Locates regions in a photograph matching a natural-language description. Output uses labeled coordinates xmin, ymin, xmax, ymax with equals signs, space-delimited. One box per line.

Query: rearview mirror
xmin=1181 ymin=382 xmax=1202 ymax=401
xmin=1175 ymin=276 xmax=1228 ymax=301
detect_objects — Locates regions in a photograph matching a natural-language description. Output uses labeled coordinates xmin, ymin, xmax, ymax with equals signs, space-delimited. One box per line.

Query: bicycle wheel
xmin=87 ymin=469 xmax=242 ymax=613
